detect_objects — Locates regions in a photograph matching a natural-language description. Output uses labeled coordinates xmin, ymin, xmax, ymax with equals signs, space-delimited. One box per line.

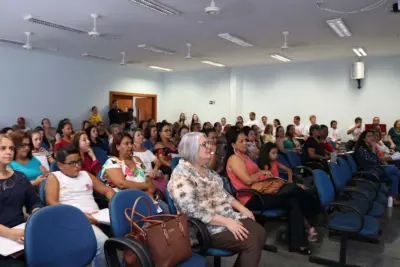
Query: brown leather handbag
xmin=251 ymin=177 xmax=286 ymax=195
xmin=123 ymin=196 xmax=192 ymax=267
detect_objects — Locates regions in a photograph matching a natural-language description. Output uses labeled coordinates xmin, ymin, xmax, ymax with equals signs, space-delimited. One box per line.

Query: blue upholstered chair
xmin=49 ymin=161 xmax=59 ymax=172
xmin=105 ymin=189 xmax=207 ymax=267
xmin=171 ymin=157 xmax=181 ymax=171
xmin=328 ymin=161 xmax=384 ymax=217
xmin=39 ymin=179 xmax=47 ymax=205
xmin=165 ymin=189 xmax=235 ymax=267
xmin=25 ymin=205 xmax=97 ymax=267
xmin=309 ymin=170 xmax=380 ymax=267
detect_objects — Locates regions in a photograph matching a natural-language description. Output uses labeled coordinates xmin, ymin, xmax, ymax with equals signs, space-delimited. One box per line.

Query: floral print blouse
xmin=167 ymin=159 xmax=246 ymax=236
xmin=100 ymin=157 xmax=146 ymax=189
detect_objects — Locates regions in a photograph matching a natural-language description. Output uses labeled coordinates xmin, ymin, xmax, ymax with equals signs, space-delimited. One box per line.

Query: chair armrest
xmin=104 ymin=237 xmax=153 ymax=267
xmin=351 ymin=178 xmax=379 ymax=198
xmin=235 ymin=189 xmax=265 ymax=210
xmin=188 ymin=218 xmax=211 ymax=255
xmin=323 ymin=201 xmax=364 ymax=233
xmin=354 ymin=171 xmax=380 ymax=183
xmin=342 ymin=187 xmax=372 ymax=214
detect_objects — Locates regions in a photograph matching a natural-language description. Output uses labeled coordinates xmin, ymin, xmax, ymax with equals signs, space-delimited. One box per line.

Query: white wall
xmin=0 ymin=46 xmax=163 ymax=129
xmin=163 ymin=56 xmax=400 ymax=139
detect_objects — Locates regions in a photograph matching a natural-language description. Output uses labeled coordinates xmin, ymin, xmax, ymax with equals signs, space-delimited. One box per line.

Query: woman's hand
xmin=7 ymin=229 xmax=24 ymax=244
xmin=240 ymin=208 xmax=255 ymax=221
xmin=84 ymin=213 xmax=99 ymax=225
xmin=390 ymin=143 xmax=396 ymax=149
xmin=55 ymin=133 xmax=61 ymax=144
xmin=32 ymin=175 xmax=46 ymax=187
xmin=226 ymin=218 xmax=250 ymax=241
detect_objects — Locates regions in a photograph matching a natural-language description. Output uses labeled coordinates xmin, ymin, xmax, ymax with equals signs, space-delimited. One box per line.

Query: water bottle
xmin=388 ymin=195 xmax=393 ymax=208
xmin=330 ymin=151 xmax=337 ymax=163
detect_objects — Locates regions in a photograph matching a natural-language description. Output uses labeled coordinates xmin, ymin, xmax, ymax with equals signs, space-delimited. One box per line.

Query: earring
xmin=233 ymin=148 xmax=237 ymax=154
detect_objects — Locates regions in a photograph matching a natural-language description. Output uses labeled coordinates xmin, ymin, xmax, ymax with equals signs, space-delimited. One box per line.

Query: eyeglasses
xmin=61 ymin=160 xmax=82 ymax=167
xmin=200 ymin=141 xmax=212 ymax=149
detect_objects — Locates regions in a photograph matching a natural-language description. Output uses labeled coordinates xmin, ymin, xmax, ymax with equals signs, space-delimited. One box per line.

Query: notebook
xmin=90 ymin=209 xmax=110 ymax=225
xmin=0 ymin=223 xmax=25 ymax=257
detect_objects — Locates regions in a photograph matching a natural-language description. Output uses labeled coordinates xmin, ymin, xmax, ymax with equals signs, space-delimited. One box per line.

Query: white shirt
xmin=294 ymin=124 xmax=305 ymax=136
xmin=133 ymin=150 xmax=157 ymax=172
xmin=53 ymin=171 xmax=99 ymax=213
xmin=328 ymin=128 xmax=341 ymax=142
xmin=246 ymin=119 xmax=259 ymax=127
xmin=348 ymin=124 xmax=365 ymax=141
xmin=304 ymin=124 xmax=312 ymax=137
xmin=260 ymin=123 xmax=268 ymax=132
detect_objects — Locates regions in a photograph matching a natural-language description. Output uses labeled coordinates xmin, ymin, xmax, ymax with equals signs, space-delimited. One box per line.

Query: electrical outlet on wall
xmin=209 ymin=101 xmax=215 ymax=105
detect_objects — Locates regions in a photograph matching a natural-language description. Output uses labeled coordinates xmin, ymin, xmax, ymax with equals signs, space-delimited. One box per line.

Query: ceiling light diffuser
xmin=138 ymin=44 xmax=174 ymax=55
xmin=217 ymin=33 xmax=253 ymax=47
xmin=270 ymin=54 xmax=291 ymax=63
xmin=201 ymin=60 xmax=226 ymax=67
xmin=128 ymin=0 xmax=180 ymax=15
xmin=326 ymin=18 xmax=352 ymax=37
xmin=353 ymin=47 xmax=367 ymax=57
xmin=149 ymin=65 xmax=173 ymax=71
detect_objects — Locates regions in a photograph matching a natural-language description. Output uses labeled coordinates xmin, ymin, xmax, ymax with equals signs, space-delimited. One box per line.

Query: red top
xmin=54 ymin=139 xmax=72 ymax=152
xmin=81 ymin=154 xmax=101 ymax=176
xmin=321 ymin=140 xmax=334 ymax=153
xmin=268 ymin=161 xmax=281 ymax=177
xmin=227 ymin=154 xmax=263 ymax=205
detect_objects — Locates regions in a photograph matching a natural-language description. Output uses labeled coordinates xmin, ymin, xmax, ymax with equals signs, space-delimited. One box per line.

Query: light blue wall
xmin=0 ymin=46 xmax=163 ymax=129
xmin=163 ymin=56 xmax=400 ymax=139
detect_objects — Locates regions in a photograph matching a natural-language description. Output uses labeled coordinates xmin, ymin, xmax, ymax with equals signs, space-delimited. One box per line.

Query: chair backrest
xmin=39 ymin=179 xmax=47 ymax=205
xmin=165 ymin=188 xmax=178 ymax=215
xmin=285 ymin=150 xmax=301 ymax=168
xmin=50 ymin=161 xmax=59 ymax=172
xmin=25 ymin=205 xmax=97 ymax=267
xmin=222 ymin=176 xmax=235 ymax=195
xmin=312 ymin=169 xmax=335 ymax=208
xmin=328 ymin=162 xmax=347 ymax=192
xmin=171 ymin=157 xmax=181 ymax=171
xmin=345 ymin=154 xmax=358 ymax=174
xmin=278 ymin=153 xmax=290 ymax=168
xmin=109 ymin=189 xmax=158 ymax=237
xmin=337 ymin=157 xmax=353 ymax=184
xmin=92 ymin=146 xmax=109 ymax=166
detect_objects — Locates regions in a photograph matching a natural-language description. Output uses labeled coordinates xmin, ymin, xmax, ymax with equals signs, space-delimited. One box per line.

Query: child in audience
xmin=31 ymin=129 xmax=55 ymax=171
xmin=73 ymin=131 xmax=101 ymax=176
xmin=9 ymin=131 xmax=47 ymax=187
xmin=0 ymin=134 xmax=42 ymax=267
xmin=45 ymin=145 xmax=115 ymax=267
xmin=54 ymin=121 xmax=73 ymax=152
xmin=88 ymin=106 xmax=103 ymax=125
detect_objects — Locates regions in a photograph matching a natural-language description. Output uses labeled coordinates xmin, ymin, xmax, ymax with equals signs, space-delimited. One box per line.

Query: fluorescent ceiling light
xmin=201 ymin=60 xmax=226 ymax=67
xmin=326 ymin=18 xmax=352 ymax=37
xmin=149 ymin=65 xmax=173 ymax=71
xmin=128 ymin=0 xmax=180 ymax=15
xmin=353 ymin=47 xmax=367 ymax=57
xmin=138 ymin=44 xmax=174 ymax=55
xmin=270 ymin=54 xmax=291 ymax=63
xmin=217 ymin=33 xmax=253 ymax=47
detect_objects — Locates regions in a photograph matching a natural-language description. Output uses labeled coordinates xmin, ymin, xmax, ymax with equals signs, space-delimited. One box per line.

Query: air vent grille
xmin=24 ymin=15 xmax=87 ymax=34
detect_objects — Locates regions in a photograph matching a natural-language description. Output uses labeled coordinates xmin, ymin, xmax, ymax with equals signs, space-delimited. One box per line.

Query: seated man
xmin=46 ymin=145 xmax=115 ymax=267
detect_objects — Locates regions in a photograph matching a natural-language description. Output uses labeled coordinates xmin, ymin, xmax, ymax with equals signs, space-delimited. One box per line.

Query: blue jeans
xmin=382 ymin=165 xmax=400 ymax=198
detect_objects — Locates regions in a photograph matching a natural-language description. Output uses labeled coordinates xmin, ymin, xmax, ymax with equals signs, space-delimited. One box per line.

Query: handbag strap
xmin=124 ymin=196 xmax=152 ymax=234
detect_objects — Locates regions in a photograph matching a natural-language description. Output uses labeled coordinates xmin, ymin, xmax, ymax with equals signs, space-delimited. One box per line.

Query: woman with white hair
xmin=167 ymin=132 xmax=266 ymax=267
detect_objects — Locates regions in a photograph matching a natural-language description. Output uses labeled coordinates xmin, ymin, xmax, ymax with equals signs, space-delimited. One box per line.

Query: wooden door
xmin=135 ymin=97 xmax=153 ymax=121
xmin=112 ymin=95 xmax=133 ymax=111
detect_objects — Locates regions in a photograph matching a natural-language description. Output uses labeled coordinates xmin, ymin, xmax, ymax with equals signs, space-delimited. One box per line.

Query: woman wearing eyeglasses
xmin=154 ymin=122 xmax=178 ymax=176
xmin=0 ymin=134 xmax=42 ymax=267
xmin=45 ymin=145 xmax=115 ymax=267
xmin=8 ymin=131 xmax=47 ymax=187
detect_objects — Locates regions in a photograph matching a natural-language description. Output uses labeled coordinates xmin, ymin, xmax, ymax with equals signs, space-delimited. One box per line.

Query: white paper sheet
xmin=90 ymin=209 xmax=110 ymax=225
xmin=0 ymin=223 xmax=25 ymax=257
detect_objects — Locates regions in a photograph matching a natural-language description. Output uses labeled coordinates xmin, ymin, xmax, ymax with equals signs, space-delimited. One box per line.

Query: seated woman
xmin=73 ymin=131 xmax=102 ymax=176
xmin=176 ymin=113 xmax=188 ymax=127
xmin=273 ymin=119 xmax=281 ymax=136
xmin=143 ymin=125 xmax=158 ymax=152
xmin=242 ymin=126 xmax=260 ymax=160
xmin=41 ymin=118 xmax=56 ymax=147
xmin=85 ymin=125 xmax=110 ymax=165
xmin=172 ymin=125 xmax=189 ymax=146
xmin=81 ymin=120 xmax=91 ymax=131
xmin=318 ymin=125 xmax=334 ymax=153
xmin=54 ymin=120 xmax=73 ymax=152
xmin=154 ymin=122 xmax=179 ymax=177
xmin=168 ymin=132 xmax=266 ymax=267
xmin=88 ymin=106 xmax=103 ymax=125
xmin=132 ymin=128 xmax=167 ymax=196
xmin=97 ymin=122 xmax=110 ymax=142
xmin=355 ymin=130 xmax=400 ymax=205
xmin=203 ymin=129 xmax=224 ymax=173
xmin=262 ymin=124 xmax=275 ymax=144
xmin=303 ymin=124 xmax=329 ymax=171
xmin=100 ymin=132 xmax=168 ymax=212
xmin=226 ymin=127 xmax=316 ymax=254
xmin=34 ymin=126 xmax=53 ymax=151
xmin=108 ymin=124 xmax=122 ymax=147
xmin=0 ymin=134 xmax=42 ymax=267
xmin=9 ymin=132 xmax=47 ymax=187
xmin=190 ymin=122 xmax=201 ymax=132
xmin=31 ymin=129 xmax=55 ymax=171
xmin=388 ymin=120 xmax=400 ymax=151
xmin=283 ymin=124 xmax=301 ymax=152
xmin=45 ymin=145 xmax=115 ymax=267
xmin=202 ymin=122 xmax=213 ymax=131
xmin=275 ymin=126 xmax=286 ymax=153
xmin=214 ymin=122 xmax=223 ymax=137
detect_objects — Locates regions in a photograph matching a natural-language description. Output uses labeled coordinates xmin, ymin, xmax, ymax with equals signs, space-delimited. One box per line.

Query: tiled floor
xmin=205 ymin=209 xmax=400 ymax=267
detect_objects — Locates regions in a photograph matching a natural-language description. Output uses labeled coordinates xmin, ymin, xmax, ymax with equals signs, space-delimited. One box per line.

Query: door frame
xmin=109 ymin=91 xmax=157 ymax=122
